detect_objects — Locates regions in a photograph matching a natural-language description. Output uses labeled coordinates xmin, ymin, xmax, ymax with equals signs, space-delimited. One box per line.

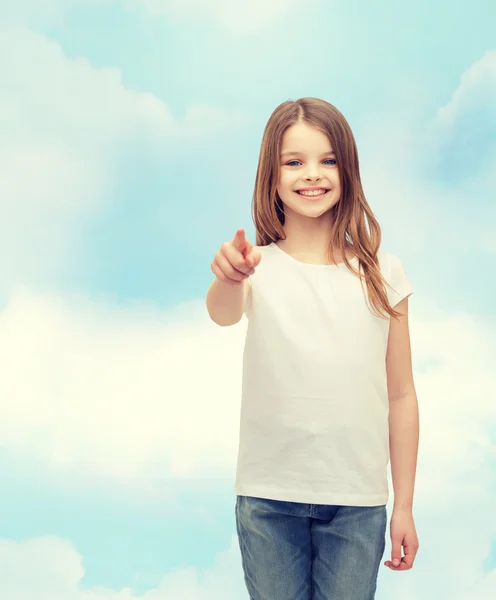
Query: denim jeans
xmin=236 ymin=495 xmax=387 ymax=600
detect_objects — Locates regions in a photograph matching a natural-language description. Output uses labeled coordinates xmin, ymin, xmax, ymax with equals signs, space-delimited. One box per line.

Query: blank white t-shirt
xmin=234 ymin=242 xmax=413 ymax=506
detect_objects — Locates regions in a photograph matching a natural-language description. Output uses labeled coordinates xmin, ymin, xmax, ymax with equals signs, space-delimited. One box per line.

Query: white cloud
xmin=0 ymin=22 xmax=246 ymax=295
xmin=423 ymin=49 xmax=496 ymax=190
xmin=132 ymin=0 xmax=305 ymax=34
xmin=0 ymin=537 xmax=84 ymax=599
xmin=436 ymin=50 xmax=496 ymax=128
xmin=1 ymin=285 xmax=495 ymax=597
xmin=0 ymin=288 xmax=246 ymax=485
xmin=2 ymin=516 xmax=496 ymax=600
xmin=0 ymin=18 xmax=494 ymax=600
xmin=0 ymin=0 xmax=69 ymax=25
xmin=430 ymin=50 xmax=496 ymax=255
xmin=0 ymin=534 xmax=246 ymax=599
xmin=2 ymin=0 xmax=308 ymax=32
xmin=0 ymin=22 xmax=165 ymax=294
xmin=0 ymin=284 xmax=495 ymax=498
xmin=0 ymin=0 xmax=113 ymax=26
xmin=358 ymin=49 xmax=496 ymax=260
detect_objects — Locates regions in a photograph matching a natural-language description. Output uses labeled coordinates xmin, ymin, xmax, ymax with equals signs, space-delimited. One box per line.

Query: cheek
xmin=278 ymin=170 xmax=293 ymax=185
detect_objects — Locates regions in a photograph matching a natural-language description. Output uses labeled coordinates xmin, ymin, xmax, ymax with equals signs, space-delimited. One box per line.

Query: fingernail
xmin=393 ymin=559 xmax=400 ymax=566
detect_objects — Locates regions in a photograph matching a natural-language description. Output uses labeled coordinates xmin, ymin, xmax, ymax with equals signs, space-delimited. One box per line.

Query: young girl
xmin=206 ymin=97 xmax=420 ymax=600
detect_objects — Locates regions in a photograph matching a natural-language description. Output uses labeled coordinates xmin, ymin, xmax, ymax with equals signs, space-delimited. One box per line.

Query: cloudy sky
xmin=1 ymin=0 xmax=495 ymax=598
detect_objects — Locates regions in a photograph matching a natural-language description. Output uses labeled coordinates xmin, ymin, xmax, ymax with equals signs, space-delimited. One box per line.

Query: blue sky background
xmin=0 ymin=0 xmax=495 ymax=598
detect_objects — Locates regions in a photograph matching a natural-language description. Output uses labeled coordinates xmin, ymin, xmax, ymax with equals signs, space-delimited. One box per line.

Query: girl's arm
xmin=207 ymin=230 xmax=260 ymax=326
xmin=206 ymin=278 xmax=250 ymax=326
xmin=386 ymin=296 xmax=419 ymax=509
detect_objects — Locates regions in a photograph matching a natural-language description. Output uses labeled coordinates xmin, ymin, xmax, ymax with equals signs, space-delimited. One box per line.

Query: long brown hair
xmin=251 ymin=97 xmax=403 ymax=320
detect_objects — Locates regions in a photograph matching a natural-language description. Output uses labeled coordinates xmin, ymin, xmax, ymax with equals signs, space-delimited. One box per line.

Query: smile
xmin=295 ymin=189 xmax=330 ymax=198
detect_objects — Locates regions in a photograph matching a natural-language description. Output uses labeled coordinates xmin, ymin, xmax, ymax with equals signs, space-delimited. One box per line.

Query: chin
xmin=284 ymin=197 xmax=339 ymax=219
xmin=304 ymin=207 xmax=335 ymax=218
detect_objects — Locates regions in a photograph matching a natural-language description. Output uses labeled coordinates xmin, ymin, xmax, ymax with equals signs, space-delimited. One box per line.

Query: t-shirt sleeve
xmin=386 ymin=253 xmax=414 ymax=308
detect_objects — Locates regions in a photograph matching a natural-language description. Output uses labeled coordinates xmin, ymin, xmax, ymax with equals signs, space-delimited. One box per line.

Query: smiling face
xmin=277 ymin=121 xmax=341 ymax=223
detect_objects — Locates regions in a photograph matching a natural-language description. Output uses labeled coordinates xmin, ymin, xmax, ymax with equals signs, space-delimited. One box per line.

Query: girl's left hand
xmin=384 ymin=507 xmax=419 ymax=571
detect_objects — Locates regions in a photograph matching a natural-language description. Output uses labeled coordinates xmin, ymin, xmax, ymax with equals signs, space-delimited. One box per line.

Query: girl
xmin=206 ymin=97 xmax=420 ymax=600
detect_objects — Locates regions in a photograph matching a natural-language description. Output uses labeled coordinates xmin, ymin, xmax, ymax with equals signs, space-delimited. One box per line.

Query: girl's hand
xmin=211 ymin=229 xmax=261 ymax=286
xmin=384 ymin=507 xmax=419 ymax=571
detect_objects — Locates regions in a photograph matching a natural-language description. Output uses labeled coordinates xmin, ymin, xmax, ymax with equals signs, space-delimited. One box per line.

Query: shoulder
xmin=376 ymin=248 xmax=395 ymax=266
xmin=376 ymin=249 xmax=413 ymax=307
xmin=376 ymin=249 xmax=404 ymax=277
xmin=256 ymin=242 xmax=276 ymax=256
xmin=250 ymin=243 xmax=277 ymax=273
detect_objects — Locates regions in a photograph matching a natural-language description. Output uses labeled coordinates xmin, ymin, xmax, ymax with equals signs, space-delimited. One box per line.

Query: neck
xmin=278 ymin=210 xmax=340 ymax=262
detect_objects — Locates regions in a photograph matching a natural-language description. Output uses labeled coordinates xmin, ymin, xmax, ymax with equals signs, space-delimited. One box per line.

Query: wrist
xmin=393 ymin=500 xmax=413 ymax=512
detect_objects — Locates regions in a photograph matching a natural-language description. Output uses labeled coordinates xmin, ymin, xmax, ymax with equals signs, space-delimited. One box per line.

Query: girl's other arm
xmin=385 ymin=295 xmax=420 ymax=571
xmin=386 ymin=295 xmax=419 ymax=510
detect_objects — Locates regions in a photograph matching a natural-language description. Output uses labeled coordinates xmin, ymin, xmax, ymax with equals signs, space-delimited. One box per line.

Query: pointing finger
xmin=232 ymin=229 xmax=248 ymax=253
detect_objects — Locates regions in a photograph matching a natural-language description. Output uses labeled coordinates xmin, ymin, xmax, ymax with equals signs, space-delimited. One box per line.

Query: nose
xmin=304 ymin=163 xmax=323 ymax=181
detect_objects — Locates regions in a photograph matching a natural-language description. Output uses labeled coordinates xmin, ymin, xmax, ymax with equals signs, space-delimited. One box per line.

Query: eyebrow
xmin=281 ymin=150 xmax=335 ymax=157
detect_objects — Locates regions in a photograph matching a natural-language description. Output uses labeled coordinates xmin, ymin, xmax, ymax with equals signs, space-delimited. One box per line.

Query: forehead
xmin=280 ymin=122 xmax=333 ymax=154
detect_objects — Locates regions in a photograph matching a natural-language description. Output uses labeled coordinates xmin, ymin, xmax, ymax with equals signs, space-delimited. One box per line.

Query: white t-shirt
xmin=234 ymin=242 xmax=413 ymax=506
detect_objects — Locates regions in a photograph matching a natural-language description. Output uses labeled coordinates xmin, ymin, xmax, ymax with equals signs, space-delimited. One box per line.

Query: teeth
xmin=298 ymin=189 xmax=327 ymax=196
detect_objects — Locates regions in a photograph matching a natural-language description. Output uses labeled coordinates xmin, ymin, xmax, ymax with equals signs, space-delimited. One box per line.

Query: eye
xmin=285 ymin=159 xmax=337 ymax=166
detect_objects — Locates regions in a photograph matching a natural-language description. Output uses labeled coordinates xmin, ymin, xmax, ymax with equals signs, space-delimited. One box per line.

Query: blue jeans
xmin=236 ymin=495 xmax=387 ymax=600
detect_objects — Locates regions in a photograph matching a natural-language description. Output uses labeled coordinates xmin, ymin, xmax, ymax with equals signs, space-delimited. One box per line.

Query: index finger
xmin=232 ymin=229 xmax=251 ymax=254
